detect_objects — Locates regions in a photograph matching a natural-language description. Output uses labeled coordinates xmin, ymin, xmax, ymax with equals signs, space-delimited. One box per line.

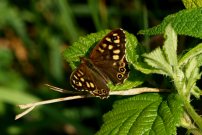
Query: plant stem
xmin=173 ymin=75 xmax=202 ymax=131
xmin=183 ymin=97 xmax=202 ymax=130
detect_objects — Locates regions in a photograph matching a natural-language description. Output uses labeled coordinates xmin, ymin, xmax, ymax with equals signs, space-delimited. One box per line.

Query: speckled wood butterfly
xmin=70 ymin=28 xmax=129 ymax=99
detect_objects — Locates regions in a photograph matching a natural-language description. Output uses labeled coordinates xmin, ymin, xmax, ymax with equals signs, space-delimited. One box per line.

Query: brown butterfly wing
xmin=92 ymin=57 xmax=129 ymax=85
xmin=90 ymin=28 xmax=126 ymax=61
xmin=90 ymin=28 xmax=129 ymax=84
xmin=70 ymin=61 xmax=109 ymax=99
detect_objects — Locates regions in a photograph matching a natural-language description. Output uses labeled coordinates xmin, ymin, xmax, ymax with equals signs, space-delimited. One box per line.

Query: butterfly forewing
xmin=90 ymin=29 xmax=126 ymax=61
xmin=90 ymin=28 xmax=129 ymax=84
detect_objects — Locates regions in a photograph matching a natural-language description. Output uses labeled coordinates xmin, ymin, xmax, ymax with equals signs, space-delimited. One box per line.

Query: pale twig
xmin=15 ymin=106 xmax=35 ymax=120
xmin=110 ymin=87 xmax=169 ymax=95
xmin=15 ymin=87 xmax=169 ymax=120
xmin=15 ymin=95 xmax=92 ymax=120
xmin=18 ymin=95 xmax=91 ymax=110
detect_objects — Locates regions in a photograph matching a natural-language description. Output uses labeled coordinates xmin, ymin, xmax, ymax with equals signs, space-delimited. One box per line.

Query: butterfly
xmin=70 ymin=28 xmax=129 ymax=99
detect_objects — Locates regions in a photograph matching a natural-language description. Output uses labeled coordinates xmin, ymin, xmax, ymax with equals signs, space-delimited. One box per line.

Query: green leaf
xmin=184 ymin=57 xmax=198 ymax=80
xmin=183 ymin=57 xmax=201 ymax=98
xmin=143 ymin=47 xmax=173 ymax=76
xmin=179 ymin=43 xmax=202 ymax=66
xmin=138 ymin=8 xmax=202 ymax=39
xmin=63 ymin=29 xmax=145 ymax=90
xmin=97 ymin=93 xmax=183 ymax=135
xmin=191 ymin=86 xmax=201 ymax=99
xmin=196 ymin=53 xmax=202 ymax=67
xmin=125 ymin=31 xmax=139 ymax=65
xmin=182 ymin=0 xmax=202 ymax=9
xmin=163 ymin=24 xmax=178 ymax=66
xmin=142 ymin=24 xmax=179 ymax=76
xmin=125 ymin=31 xmax=152 ymax=75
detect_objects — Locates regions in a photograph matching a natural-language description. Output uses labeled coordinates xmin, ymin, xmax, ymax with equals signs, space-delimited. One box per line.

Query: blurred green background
xmin=0 ymin=0 xmax=186 ymax=135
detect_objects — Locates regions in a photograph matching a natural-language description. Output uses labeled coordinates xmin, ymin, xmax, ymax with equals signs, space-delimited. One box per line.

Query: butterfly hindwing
xmin=92 ymin=56 xmax=129 ymax=85
xmin=70 ymin=62 xmax=109 ymax=98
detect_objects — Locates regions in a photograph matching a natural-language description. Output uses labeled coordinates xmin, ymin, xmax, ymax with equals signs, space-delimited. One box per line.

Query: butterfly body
xmin=70 ymin=29 xmax=129 ymax=99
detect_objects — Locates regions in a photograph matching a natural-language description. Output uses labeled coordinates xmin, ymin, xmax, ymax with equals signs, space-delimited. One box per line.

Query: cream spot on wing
xmin=92 ymin=90 xmax=99 ymax=94
xmin=78 ymin=70 xmax=84 ymax=75
xmin=108 ymin=45 xmax=113 ymax=50
xmin=74 ymin=75 xmax=78 ymax=79
xmin=113 ymin=55 xmax=119 ymax=60
xmin=113 ymin=62 xmax=117 ymax=66
xmin=98 ymin=47 xmax=104 ymax=53
xmin=80 ymin=78 xmax=84 ymax=82
xmin=113 ymin=49 xmax=120 ymax=54
xmin=77 ymin=73 xmax=81 ymax=77
xmin=90 ymin=82 xmax=95 ymax=88
xmin=113 ymin=33 xmax=118 ymax=36
xmin=114 ymin=39 xmax=120 ymax=43
xmin=72 ymin=80 xmax=76 ymax=84
xmin=77 ymin=81 xmax=82 ymax=86
xmin=106 ymin=37 xmax=112 ymax=42
xmin=86 ymin=82 xmax=90 ymax=88
xmin=102 ymin=44 xmax=107 ymax=48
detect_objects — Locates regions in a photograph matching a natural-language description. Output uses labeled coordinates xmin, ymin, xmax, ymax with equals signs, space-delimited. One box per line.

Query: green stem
xmin=189 ymin=129 xmax=202 ymax=135
xmin=173 ymin=75 xmax=202 ymax=131
xmin=183 ymin=97 xmax=202 ymax=130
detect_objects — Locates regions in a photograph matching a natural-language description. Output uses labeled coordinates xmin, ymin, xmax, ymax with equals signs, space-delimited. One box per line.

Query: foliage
xmin=65 ymin=23 xmax=202 ymax=134
xmin=138 ymin=8 xmax=202 ymax=39
xmin=182 ymin=0 xmax=202 ymax=9
xmin=97 ymin=94 xmax=182 ymax=135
